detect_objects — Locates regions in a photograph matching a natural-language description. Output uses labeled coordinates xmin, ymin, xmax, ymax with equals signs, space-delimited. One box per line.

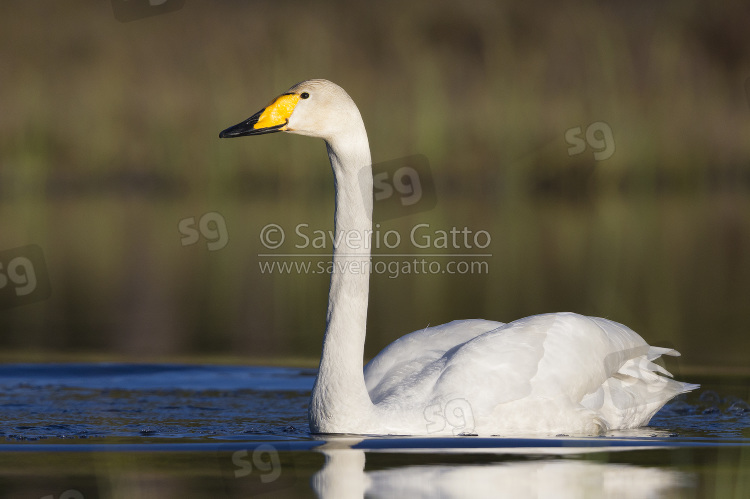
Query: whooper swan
xmin=219 ymin=79 xmax=697 ymax=435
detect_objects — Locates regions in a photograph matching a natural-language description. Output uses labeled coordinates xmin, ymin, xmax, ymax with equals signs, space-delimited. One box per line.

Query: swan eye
xmin=300 ymin=92 xmax=310 ymax=99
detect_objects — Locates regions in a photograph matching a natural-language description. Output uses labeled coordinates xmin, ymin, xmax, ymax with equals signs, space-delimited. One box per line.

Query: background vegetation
xmin=1 ymin=0 xmax=749 ymax=371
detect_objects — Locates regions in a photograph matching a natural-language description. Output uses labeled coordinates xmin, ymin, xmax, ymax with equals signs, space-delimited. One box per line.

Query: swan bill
xmin=219 ymin=93 xmax=301 ymax=138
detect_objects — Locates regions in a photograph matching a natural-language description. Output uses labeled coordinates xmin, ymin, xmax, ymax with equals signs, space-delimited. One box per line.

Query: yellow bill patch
xmin=254 ymin=94 xmax=301 ymax=130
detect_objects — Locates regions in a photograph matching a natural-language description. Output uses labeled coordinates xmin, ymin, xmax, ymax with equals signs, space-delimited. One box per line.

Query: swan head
xmin=219 ymin=79 xmax=363 ymax=143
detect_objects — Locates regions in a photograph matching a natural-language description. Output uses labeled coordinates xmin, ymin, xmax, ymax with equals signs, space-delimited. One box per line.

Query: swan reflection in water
xmin=311 ymin=438 xmax=692 ymax=499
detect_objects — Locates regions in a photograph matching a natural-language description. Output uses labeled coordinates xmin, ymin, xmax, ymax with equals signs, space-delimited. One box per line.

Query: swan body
xmin=220 ymin=79 xmax=698 ymax=435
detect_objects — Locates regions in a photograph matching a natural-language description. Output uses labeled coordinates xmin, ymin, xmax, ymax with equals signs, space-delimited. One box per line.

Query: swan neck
xmin=310 ymin=125 xmax=375 ymax=432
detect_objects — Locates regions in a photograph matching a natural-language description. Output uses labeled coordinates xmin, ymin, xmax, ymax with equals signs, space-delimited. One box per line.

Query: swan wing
xmin=363 ymin=319 xmax=503 ymax=403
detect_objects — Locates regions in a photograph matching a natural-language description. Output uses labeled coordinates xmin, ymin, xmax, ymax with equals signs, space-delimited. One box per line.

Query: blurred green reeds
xmin=0 ymin=0 xmax=749 ymax=369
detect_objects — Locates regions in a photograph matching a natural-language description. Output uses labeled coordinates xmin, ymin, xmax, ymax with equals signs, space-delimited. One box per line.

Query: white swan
xmin=219 ymin=79 xmax=698 ymax=435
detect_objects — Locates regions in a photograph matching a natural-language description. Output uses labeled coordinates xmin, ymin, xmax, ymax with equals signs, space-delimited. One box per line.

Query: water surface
xmin=0 ymin=364 xmax=748 ymax=498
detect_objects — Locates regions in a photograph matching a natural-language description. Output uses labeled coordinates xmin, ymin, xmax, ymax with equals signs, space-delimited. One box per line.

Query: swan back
xmin=363 ymin=313 xmax=697 ymax=434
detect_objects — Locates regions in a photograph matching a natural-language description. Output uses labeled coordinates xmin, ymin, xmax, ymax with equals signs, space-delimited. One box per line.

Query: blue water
xmin=0 ymin=364 xmax=748 ymax=498
xmin=1 ymin=364 xmax=747 ymax=443
xmin=0 ymin=364 xmax=314 ymax=442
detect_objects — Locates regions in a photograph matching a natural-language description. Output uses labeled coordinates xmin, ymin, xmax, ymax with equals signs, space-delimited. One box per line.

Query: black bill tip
xmin=219 ymin=110 xmax=286 ymax=138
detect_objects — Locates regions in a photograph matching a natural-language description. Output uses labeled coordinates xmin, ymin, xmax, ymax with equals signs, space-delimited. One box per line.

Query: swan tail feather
xmin=582 ymin=346 xmax=699 ymax=428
